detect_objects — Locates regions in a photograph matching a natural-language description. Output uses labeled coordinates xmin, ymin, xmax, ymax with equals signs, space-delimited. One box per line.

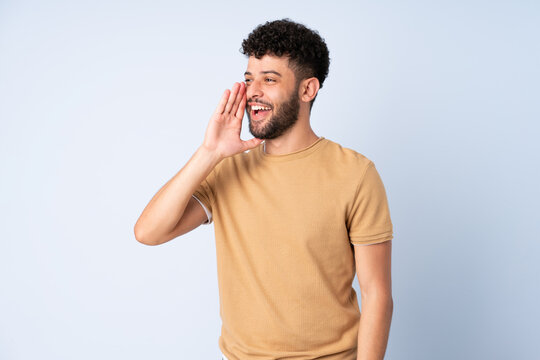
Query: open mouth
xmin=251 ymin=105 xmax=272 ymax=121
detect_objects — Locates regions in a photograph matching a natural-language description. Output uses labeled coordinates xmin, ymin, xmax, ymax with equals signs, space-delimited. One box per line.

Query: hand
xmin=201 ymin=82 xmax=263 ymax=160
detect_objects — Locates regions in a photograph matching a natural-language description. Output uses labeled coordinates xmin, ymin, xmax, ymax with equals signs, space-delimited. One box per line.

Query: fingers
xmin=216 ymin=82 xmax=245 ymax=118
xmin=215 ymin=89 xmax=230 ymax=115
xmin=234 ymin=85 xmax=246 ymax=119
xmin=231 ymin=82 xmax=245 ymax=113
xmin=224 ymin=83 xmax=240 ymax=114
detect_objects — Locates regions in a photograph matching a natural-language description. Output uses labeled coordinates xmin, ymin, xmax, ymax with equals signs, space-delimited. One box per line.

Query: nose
xmin=246 ymin=79 xmax=263 ymax=100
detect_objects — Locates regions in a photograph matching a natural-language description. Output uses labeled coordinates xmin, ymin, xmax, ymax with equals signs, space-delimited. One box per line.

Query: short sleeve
xmin=192 ymin=194 xmax=212 ymax=225
xmin=347 ymin=161 xmax=394 ymax=245
xmin=192 ymin=161 xmax=223 ymax=225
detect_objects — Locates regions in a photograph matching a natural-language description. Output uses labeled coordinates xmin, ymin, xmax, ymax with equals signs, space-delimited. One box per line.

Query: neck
xmin=262 ymin=103 xmax=320 ymax=155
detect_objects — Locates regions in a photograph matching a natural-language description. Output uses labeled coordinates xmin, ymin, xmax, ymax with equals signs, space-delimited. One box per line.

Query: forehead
xmin=245 ymin=54 xmax=294 ymax=76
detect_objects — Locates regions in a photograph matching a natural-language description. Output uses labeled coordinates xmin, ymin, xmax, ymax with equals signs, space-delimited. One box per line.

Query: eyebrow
xmin=244 ymin=70 xmax=282 ymax=77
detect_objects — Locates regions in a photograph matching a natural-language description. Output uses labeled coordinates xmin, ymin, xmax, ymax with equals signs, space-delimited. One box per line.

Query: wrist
xmin=198 ymin=144 xmax=223 ymax=165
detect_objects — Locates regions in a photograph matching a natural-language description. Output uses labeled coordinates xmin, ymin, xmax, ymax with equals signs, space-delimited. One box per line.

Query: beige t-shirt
xmin=193 ymin=136 xmax=393 ymax=360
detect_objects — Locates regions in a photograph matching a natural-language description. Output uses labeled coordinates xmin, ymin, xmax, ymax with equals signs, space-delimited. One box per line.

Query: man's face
xmin=244 ymin=54 xmax=300 ymax=140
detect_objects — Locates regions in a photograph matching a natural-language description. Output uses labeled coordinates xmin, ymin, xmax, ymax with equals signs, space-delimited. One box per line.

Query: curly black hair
xmin=241 ymin=19 xmax=330 ymax=109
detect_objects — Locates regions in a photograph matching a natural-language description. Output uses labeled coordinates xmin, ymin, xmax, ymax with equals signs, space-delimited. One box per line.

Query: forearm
xmin=134 ymin=145 xmax=222 ymax=244
xmin=356 ymin=295 xmax=393 ymax=360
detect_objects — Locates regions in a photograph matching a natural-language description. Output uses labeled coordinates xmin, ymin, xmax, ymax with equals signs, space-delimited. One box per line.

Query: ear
xmin=298 ymin=77 xmax=320 ymax=103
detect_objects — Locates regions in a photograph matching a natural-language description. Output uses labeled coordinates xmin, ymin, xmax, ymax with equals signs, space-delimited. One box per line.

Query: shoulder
xmin=321 ymin=138 xmax=374 ymax=173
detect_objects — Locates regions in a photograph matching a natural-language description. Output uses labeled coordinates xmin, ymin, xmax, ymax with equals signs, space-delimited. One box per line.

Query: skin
xmin=217 ymin=54 xmax=393 ymax=359
xmin=242 ymin=55 xmax=393 ymax=359
xmin=244 ymin=59 xmax=301 ymax=140
xmin=355 ymin=240 xmax=393 ymax=360
xmin=243 ymin=54 xmax=321 ymax=155
xmin=245 ymin=82 xmax=300 ymax=140
xmin=136 ymin=53 xmax=393 ymax=359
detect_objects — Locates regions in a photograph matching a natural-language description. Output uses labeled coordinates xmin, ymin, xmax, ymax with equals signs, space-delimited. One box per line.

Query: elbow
xmin=360 ymin=287 xmax=393 ymax=304
xmin=134 ymin=224 xmax=160 ymax=246
xmin=360 ymin=291 xmax=393 ymax=315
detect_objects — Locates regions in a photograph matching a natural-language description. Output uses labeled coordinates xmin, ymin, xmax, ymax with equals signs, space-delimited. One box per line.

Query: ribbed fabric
xmin=194 ymin=137 xmax=393 ymax=360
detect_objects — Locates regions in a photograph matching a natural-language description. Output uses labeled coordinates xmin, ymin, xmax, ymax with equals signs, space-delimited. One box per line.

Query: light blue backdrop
xmin=1 ymin=0 xmax=538 ymax=359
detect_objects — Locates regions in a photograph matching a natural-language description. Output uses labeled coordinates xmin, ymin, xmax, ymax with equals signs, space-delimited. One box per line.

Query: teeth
xmin=252 ymin=105 xmax=271 ymax=111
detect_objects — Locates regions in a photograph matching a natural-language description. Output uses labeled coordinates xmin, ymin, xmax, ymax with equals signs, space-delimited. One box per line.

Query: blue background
xmin=1 ymin=0 xmax=538 ymax=359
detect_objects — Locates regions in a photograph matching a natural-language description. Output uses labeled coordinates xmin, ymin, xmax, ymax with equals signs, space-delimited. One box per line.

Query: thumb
xmin=243 ymin=138 xmax=264 ymax=151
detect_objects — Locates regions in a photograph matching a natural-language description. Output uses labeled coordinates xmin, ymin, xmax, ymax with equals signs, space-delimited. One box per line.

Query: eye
xmin=265 ymin=78 xmax=276 ymax=83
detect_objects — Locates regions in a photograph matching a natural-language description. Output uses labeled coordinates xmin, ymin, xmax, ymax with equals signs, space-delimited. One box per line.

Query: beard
xmin=246 ymin=86 xmax=300 ymax=140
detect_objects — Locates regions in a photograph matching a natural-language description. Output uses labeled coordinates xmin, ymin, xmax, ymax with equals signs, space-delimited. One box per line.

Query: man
xmin=134 ymin=19 xmax=394 ymax=360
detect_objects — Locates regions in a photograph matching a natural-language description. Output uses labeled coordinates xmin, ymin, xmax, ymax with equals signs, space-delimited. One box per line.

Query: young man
xmin=134 ymin=19 xmax=394 ymax=360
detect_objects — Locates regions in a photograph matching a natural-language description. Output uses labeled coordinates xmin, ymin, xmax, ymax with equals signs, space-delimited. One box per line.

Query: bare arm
xmin=134 ymin=81 xmax=262 ymax=246
xmin=134 ymin=146 xmax=221 ymax=245
xmin=355 ymin=240 xmax=393 ymax=360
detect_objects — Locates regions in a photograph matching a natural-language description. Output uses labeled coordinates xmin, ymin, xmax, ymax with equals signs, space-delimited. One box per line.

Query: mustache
xmin=247 ymin=99 xmax=273 ymax=108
